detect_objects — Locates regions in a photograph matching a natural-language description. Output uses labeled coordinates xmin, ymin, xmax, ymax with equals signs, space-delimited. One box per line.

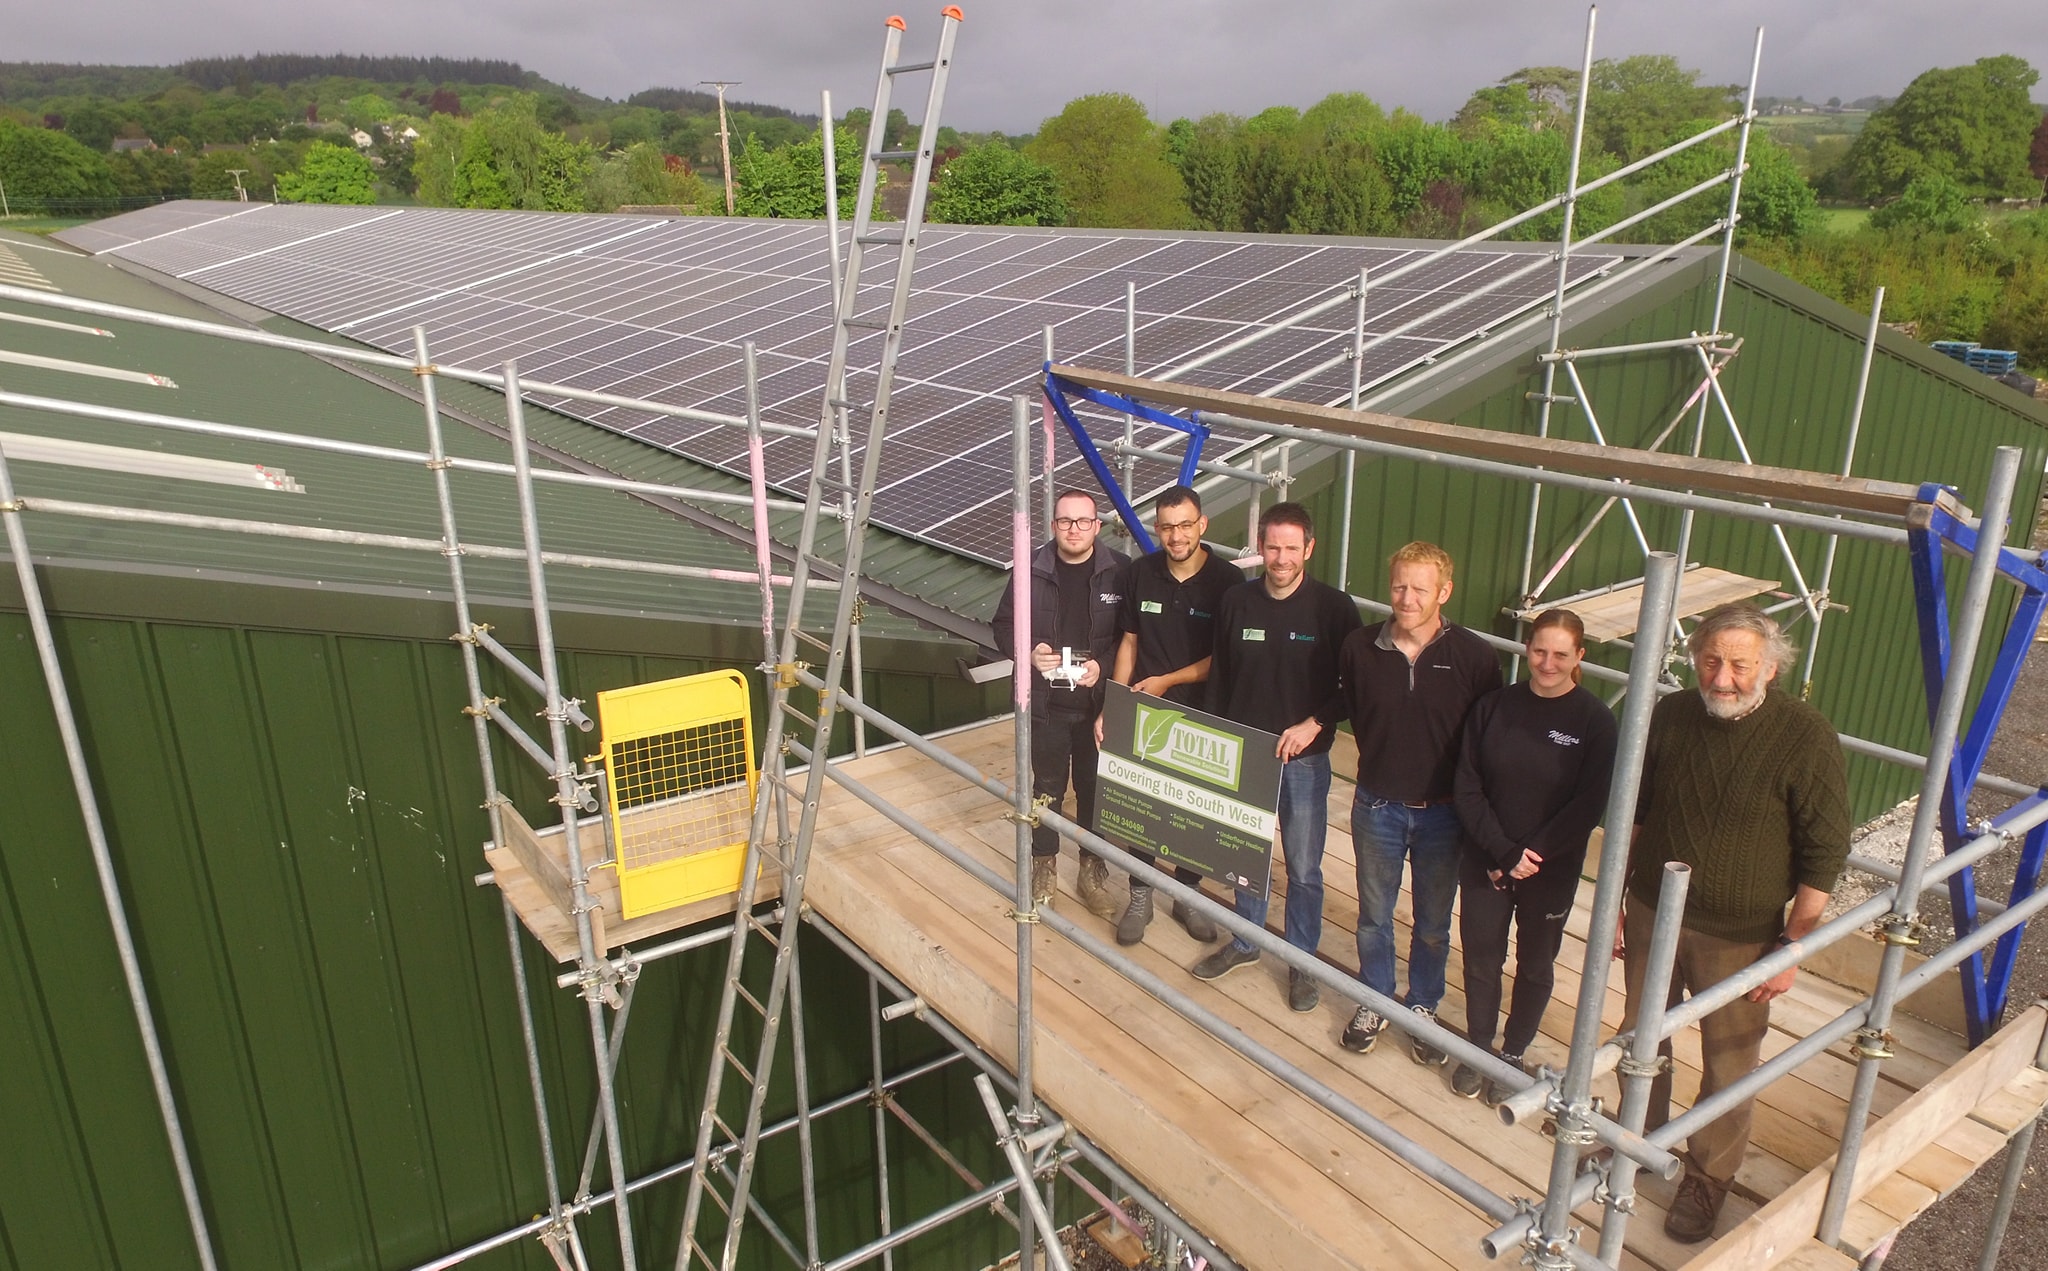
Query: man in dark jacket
xmin=992 ymin=488 xmax=1129 ymax=917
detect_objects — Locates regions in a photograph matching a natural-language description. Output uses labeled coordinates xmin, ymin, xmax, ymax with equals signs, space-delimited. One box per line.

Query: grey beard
xmin=1700 ymin=684 xmax=1766 ymax=721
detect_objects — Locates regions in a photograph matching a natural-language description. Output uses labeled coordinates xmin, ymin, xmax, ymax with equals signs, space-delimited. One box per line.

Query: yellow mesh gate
xmin=596 ymin=669 xmax=758 ymax=919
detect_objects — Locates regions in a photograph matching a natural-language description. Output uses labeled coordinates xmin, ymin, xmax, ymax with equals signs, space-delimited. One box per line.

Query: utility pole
xmin=227 ymin=170 xmax=249 ymax=202
xmin=701 ymin=80 xmax=740 ymax=215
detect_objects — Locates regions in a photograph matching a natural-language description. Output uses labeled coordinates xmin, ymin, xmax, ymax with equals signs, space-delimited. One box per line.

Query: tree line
xmin=2 ymin=52 xmax=2042 ymax=371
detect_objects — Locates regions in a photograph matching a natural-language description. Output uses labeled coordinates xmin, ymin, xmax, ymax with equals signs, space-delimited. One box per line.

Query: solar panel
xmin=57 ymin=203 xmax=1618 ymax=564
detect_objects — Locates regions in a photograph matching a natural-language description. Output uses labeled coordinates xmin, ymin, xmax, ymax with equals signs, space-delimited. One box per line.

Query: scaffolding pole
xmin=0 ymin=444 xmax=223 ymax=1271
xmin=1819 ymin=445 xmax=2025 ymax=1242
xmin=1801 ymin=286 xmax=1886 ymax=693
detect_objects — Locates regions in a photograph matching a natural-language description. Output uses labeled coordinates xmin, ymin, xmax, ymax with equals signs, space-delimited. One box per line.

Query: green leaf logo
xmin=1136 ymin=707 xmax=1184 ymax=761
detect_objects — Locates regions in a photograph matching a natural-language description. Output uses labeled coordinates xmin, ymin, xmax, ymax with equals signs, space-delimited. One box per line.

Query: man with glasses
xmin=1100 ymin=485 xmax=1244 ymax=946
xmin=993 ymin=488 xmax=1129 ymax=917
xmin=1192 ymin=502 xmax=1362 ymax=1012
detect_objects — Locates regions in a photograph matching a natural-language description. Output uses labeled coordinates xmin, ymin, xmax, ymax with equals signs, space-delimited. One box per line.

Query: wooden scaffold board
xmin=801 ymin=720 xmax=2042 ymax=1271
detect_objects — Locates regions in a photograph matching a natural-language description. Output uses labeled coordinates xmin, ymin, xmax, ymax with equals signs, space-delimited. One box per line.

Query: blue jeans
xmin=1230 ymin=751 xmax=1330 ymax=956
xmin=1352 ymin=793 xmax=1463 ymax=1012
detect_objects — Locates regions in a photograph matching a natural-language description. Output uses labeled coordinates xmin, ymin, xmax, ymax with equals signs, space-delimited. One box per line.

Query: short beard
xmin=1700 ymin=682 xmax=1767 ymax=720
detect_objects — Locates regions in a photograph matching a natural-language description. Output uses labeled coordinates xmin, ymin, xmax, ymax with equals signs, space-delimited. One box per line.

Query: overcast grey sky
xmin=10 ymin=1 xmax=2047 ymax=131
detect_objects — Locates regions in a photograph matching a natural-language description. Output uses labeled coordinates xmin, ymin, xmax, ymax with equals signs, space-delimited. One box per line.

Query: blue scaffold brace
xmin=1906 ymin=482 xmax=2048 ymax=1046
xmin=1042 ymin=365 xmax=1212 ymax=554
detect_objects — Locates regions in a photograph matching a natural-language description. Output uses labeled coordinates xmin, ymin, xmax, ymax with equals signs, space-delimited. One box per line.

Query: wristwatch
xmin=1773 ymin=932 xmax=1795 ymax=949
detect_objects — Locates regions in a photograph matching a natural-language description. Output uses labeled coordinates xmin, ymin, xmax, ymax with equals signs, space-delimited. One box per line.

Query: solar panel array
xmin=58 ymin=201 xmax=1617 ymax=563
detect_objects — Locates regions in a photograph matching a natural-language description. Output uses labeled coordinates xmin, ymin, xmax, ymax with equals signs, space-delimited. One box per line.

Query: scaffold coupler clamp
xmin=463 ymin=694 xmax=503 ymax=719
xmin=1005 ymin=793 xmax=1052 ymax=828
xmin=774 ymin=660 xmax=807 ymax=690
xmin=1852 ymin=1026 xmax=1897 ymax=1060
xmin=1879 ymin=914 xmax=1925 ymax=948
xmin=1615 ymin=1051 xmax=1669 ymax=1081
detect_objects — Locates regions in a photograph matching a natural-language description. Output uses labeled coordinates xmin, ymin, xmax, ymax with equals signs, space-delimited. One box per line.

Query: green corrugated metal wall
xmin=0 ymin=587 xmax=1016 ymax=1270
xmin=1307 ymin=258 xmax=2048 ymax=821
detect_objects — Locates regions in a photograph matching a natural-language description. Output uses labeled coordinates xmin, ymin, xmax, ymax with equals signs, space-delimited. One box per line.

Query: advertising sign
xmin=1093 ymin=682 xmax=1282 ymax=895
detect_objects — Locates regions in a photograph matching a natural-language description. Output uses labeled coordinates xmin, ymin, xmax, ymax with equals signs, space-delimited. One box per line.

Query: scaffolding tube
xmin=1133 ymin=394 xmax=1913 ymax=546
xmin=1819 ymin=445 xmax=2024 ymax=1243
xmin=0 ymin=283 xmax=814 ymax=440
xmin=0 ymin=445 xmax=224 ymax=1271
xmin=1007 ymin=393 xmax=1046 ymax=1270
xmin=804 ymin=911 xmax=1250 ymax=1271
xmin=1532 ymin=551 xmax=1678 ymax=1267
xmin=0 ymin=388 xmax=806 ymax=515
xmin=1801 ymin=287 xmax=1887 ymax=692
xmin=502 ymin=361 xmax=641 ymax=1269
xmin=5 ymin=493 xmax=827 ymax=589
xmin=407 ymin=1052 xmax=968 ymax=1271
xmin=785 ymin=733 xmax=1626 ymax=1270
xmin=1596 ymin=862 xmax=1692 ymax=1264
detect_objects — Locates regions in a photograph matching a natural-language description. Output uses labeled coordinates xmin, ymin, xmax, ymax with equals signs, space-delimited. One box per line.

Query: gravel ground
xmin=1825 ymin=503 xmax=2048 ymax=1271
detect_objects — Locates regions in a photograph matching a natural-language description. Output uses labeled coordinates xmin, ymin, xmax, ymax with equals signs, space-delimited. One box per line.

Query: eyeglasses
xmin=1154 ymin=519 xmax=1201 ymax=535
xmin=1053 ymin=516 xmax=1099 ymax=530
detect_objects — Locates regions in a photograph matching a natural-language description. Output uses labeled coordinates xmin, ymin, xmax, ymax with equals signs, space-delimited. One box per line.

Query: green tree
xmin=0 ymin=120 xmax=118 ymax=208
xmin=344 ymin=93 xmax=396 ymax=129
xmin=415 ymin=96 xmax=596 ymax=211
xmin=1837 ymin=56 xmax=2042 ymax=200
xmin=1028 ymin=93 xmax=1190 ymax=229
xmin=1619 ymin=123 xmax=1815 ymax=244
xmin=1451 ymin=66 xmax=1578 ymax=138
xmin=1869 ymin=172 xmax=1980 ymax=234
xmin=731 ymin=126 xmax=861 ymax=218
xmin=277 ymin=140 xmax=377 ymax=204
xmin=1584 ymin=55 xmax=1738 ymax=162
xmin=587 ymin=141 xmax=710 ymax=211
xmin=1174 ymin=113 xmax=1248 ymax=231
xmin=926 ymin=142 xmax=1067 ymax=225
xmin=108 ymin=147 xmax=193 ymax=201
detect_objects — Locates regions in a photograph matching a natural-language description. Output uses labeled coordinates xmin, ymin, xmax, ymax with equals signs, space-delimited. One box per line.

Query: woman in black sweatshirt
xmin=1448 ymin=609 xmax=1616 ymax=1103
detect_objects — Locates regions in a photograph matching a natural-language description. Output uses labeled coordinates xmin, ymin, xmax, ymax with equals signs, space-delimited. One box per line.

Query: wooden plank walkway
xmin=801 ymin=720 xmax=2021 ymax=1271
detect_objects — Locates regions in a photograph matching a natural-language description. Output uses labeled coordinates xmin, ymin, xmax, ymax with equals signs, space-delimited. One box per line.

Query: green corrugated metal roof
xmin=0 ymin=232 xmax=949 ymax=643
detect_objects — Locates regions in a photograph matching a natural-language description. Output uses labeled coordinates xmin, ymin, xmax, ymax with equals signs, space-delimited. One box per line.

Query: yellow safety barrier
xmin=596 ymin=669 xmax=758 ymax=919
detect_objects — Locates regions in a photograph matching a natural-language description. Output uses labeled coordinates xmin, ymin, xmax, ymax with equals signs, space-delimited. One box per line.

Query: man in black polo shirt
xmin=1190 ymin=502 xmax=1362 ymax=1013
xmin=993 ymin=488 xmax=1128 ymax=917
xmin=1101 ymin=485 xmax=1243 ymax=946
xmin=1337 ymin=541 xmax=1503 ymax=1057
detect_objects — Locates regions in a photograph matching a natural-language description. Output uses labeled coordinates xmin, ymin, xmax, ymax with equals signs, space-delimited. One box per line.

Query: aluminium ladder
xmin=674 ymin=11 xmax=964 ymax=1270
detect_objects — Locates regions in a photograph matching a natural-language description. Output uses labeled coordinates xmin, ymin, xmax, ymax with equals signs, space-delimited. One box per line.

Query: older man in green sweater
xmin=1620 ymin=602 xmax=1851 ymax=1244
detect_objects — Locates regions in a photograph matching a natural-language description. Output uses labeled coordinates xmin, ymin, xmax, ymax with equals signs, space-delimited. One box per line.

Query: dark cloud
xmin=8 ymin=0 xmax=2046 ymax=131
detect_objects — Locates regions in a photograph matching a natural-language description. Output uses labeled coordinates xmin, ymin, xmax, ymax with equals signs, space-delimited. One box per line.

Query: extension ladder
xmin=674 ymin=11 xmax=964 ymax=1270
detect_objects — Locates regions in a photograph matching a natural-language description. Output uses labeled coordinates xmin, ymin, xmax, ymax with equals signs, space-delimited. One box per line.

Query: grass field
xmin=0 ymin=215 xmax=94 ymax=236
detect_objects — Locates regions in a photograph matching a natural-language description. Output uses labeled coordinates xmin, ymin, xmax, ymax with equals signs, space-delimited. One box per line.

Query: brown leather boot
xmin=1076 ymin=852 xmax=1118 ymax=919
xmin=1663 ymin=1170 xmax=1729 ymax=1243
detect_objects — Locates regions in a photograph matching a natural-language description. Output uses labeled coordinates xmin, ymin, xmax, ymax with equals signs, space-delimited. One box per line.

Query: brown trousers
xmin=1619 ymin=902 xmax=1774 ymax=1185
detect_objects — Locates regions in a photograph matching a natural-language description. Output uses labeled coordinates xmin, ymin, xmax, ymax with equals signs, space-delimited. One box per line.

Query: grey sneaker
xmin=1076 ymin=852 xmax=1118 ymax=919
xmin=1029 ymin=855 xmax=1056 ymax=908
xmin=1191 ymin=942 xmax=1259 ymax=981
xmin=1287 ymin=968 xmax=1320 ymax=1013
xmin=1450 ymin=1062 xmax=1484 ymax=1099
xmin=1341 ymin=1006 xmax=1387 ymax=1053
xmin=1115 ymin=882 xmax=1154 ymax=946
xmin=1408 ymin=1005 xmax=1448 ymax=1066
xmin=1483 ymin=1052 xmax=1523 ymax=1108
xmin=1172 ymin=896 xmax=1220 ymax=943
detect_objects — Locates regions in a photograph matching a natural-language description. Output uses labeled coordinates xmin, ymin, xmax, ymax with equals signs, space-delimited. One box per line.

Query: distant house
xmin=111 ymin=138 xmax=157 ymax=153
xmin=349 ymin=129 xmax=374 ymax=149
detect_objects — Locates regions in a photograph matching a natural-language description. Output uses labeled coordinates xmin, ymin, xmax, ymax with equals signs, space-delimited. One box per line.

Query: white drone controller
xmin=1044 ymin=645 xmax=1087 ymax=689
